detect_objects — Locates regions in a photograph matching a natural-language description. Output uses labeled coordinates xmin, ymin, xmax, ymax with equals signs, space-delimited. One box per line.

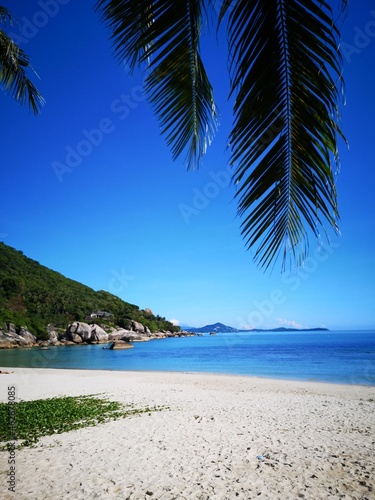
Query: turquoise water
xmin=0 ymin=331 xmax=374 ymax=385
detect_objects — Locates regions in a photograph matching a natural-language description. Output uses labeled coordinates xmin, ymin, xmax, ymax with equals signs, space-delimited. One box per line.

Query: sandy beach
xmin=0 ymin=368 xmax=374 ymax=499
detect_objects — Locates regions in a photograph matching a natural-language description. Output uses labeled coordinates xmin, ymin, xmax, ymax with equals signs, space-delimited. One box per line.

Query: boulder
xmin=0 ymin=332 xmax=18 ymax=348
xmin=18 ymin=326 xmax=38 ymax=345
xmin=7 ymin=323 xmax=17 ymax=334
xmin=71 ymin=333 xmax=83 ymax=344
xmin=38 ymin=341 xmax=50 ymax=347
xmin=109 ymin=328 xmax=149 ymax=342
xmin=47 ymin=324 xmax=62 ymax=344
xmin=152 ymin=331 xmax=167 ymax=338
xmin=0 ymin=325 xmax=38 ymax=348
xmin=109 ymin=341 xmax=134 ymax=350
xmin=90 ymin=324 xmax=108 ymax=343
xmin=108 ymin=328 xmax=133 ymax=340
xmin=131 ymin=320 xmax=145 ymax=333
xmin=66 ymin=322 xmax=108 ymax=344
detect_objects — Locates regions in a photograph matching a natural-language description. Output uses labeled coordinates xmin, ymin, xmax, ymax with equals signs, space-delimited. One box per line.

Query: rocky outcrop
xmin=65 ymin=322 xmax=109 ymax=344
xmin=0 ymin=319 xmax=196 ymax=348
xmin=0 ymin=323 xmax=38 ymax=348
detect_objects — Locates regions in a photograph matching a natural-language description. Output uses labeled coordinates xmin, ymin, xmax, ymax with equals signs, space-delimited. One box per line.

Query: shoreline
xmin=1 ymin=364 xmax=374 ymax=389
xmin=1 ymin=369 xmax=374 ymax=499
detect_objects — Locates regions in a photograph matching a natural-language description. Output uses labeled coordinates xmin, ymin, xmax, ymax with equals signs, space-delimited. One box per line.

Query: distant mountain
xmin=186 ymin=322 xmax=238 ymax=333
xmin=0 ymin=242 xmax=179 ymax=339
xmin=184 ymin=323 xmax=329 ymax=333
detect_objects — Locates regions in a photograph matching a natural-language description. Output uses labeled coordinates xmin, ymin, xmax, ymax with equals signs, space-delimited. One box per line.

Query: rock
xmin=153 ymin=331 xmax=167 ymax=338
xmin=71 ymin=333 xmax=83 ymax=344
xmin=7 ymin=323 xmax=17 ymax=334
xmin=18 ymin=326 xmax=38 ymax=345
xmin=66 ymin=322 xmax=109 ymax=344
xmin=0 ymin=332 xmax=18 ymax=348
xmin=90 ymin=324 xmax=108 ymax=343
xmin=47 ymin=324 xmax=62 ymax=344
xmin=109 ymin=341 xmax=134 ymax=350
xmin=131 ymin=320 xmax=145 ymax=333
xmin=0 ymin=325 xmax=38 ymax=348
xmin=109 ymin=328 xmax=150 ymax=342
xmin=108 ymin=328 xmax=133 ymax=340
xmin=38 ymin=341 xmax=50 ymax=347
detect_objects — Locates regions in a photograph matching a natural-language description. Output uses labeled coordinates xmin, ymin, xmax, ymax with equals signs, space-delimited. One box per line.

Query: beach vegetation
xmin=96 ymin=0 xmax=348 ymax=271
xmin=0 ymin=394 xmax=167 ymax=450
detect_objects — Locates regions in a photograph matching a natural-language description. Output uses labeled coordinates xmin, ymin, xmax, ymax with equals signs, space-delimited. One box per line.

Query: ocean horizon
xmin=1 ymin=330 xmax=374 ymax=386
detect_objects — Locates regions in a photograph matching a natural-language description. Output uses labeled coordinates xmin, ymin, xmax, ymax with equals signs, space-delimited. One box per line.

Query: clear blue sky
xmin=1 ymin=1 xmax=374 ymax=330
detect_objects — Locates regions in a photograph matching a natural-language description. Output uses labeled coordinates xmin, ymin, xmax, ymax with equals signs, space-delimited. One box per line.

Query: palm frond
xmin=0 ymin=9 xmax=45 ymax=115
xmin=0 ymin=6 xmax=13 ymax=25
xmin=97 ymin=0 xmax=219 ymax=169
xmin=225 ymin=0 xmax=346 ymax=270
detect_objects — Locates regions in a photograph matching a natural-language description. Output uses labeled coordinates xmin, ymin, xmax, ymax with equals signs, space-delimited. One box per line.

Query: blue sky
xmin=1 ymin=1 xmax=374 ymax=331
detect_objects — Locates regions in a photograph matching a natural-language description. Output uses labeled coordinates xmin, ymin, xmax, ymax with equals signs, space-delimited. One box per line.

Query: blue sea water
xmin=0 ymin=330 xmax=374 ymax=386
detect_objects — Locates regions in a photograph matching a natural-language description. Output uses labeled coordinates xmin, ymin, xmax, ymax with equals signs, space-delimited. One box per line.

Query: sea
xmin=0 ymin=330 xmax=374 ymax=386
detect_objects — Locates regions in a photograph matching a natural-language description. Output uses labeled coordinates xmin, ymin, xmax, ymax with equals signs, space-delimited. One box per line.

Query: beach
xmin=1 ymin=368 xmax=374 ymax=499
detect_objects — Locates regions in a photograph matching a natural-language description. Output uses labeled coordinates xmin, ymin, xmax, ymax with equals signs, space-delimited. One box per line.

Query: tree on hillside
xmin=96 ymin=0 xmax=347 ymax=271
xmin=0 ymin=6 xmax=44 ymax=114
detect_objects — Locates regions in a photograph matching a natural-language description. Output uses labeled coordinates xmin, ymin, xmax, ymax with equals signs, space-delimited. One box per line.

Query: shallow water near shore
xmin=1 ymin=330 xmax=374 ymax=385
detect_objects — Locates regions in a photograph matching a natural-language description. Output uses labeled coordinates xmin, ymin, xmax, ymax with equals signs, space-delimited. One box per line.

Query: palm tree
xmin=96 ymin=0 xmax=347 ymax=271
xmin=0 ymin=6 xmax=44 ymax=114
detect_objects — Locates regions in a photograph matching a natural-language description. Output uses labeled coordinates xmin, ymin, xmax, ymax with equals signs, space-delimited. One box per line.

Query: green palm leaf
xmin=97 ymin=0 xmax=347 ymax=270
xmin=97 ymin=0 xmax=219 ymax=169
xmin=225 ymin=0 xmax=347 ymax=270
xmin=0 ymin=6 xmax=44 ymax=115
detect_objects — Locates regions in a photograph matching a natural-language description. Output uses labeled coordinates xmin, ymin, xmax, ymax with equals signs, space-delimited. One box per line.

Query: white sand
xmin=0 ymin=368 xmax=374 ymax=499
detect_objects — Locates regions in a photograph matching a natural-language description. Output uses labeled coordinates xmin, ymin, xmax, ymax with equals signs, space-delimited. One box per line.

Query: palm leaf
xmin=0 ymin=7 xmax=44 ymax=115
xmin=97 ymin=0 xmax=347 ymax=270
xmin=225 ymin=0 xmax=346 ymax=270
xmin=97 ymin=0 xmax=219 ymax=169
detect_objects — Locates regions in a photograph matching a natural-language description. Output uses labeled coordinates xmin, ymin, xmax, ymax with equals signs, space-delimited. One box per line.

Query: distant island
xmin=183 ymin=322 xmax=329 ymax=334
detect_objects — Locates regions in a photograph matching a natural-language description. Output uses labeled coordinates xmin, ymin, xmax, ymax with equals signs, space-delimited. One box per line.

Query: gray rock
xmin=109 ymin=341 xmax=134 ymax=350
xmin=0 ymin=325 xmax=38 ymax=348
xmin=0 ymin=332 xmax=18 ymax=348
xmin=7 ymin=323 xmax=17 ymax=334
xmin=90 ymin=324 xmax=108 ymax=342
xmin=18 ymin=326 xmax=38 ymax=345
xmin=108 ymin=328 xmax=133 ymax=340
xmin=131 ymin=320 xmax=145 ymax=333
xmin=71 ymin=333 xmax=83 ymax=344
xmin=66 ymin=322 xmax=108 ymax=344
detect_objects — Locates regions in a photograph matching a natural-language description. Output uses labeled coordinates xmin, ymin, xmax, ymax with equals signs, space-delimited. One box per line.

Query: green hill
xmin=0 ymin=242 xmax=179 ymax=339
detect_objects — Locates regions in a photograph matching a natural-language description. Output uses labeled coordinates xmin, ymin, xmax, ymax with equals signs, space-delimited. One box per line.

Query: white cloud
xmin=277 ymin=318 xmax=304 ymax=329
xmin=169 ymin=318 xmax=180 ymax=326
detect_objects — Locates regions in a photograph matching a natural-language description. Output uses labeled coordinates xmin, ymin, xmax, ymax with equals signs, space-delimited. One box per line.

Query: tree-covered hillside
xmin=0 ymin=242 xmax=178 ymax=338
